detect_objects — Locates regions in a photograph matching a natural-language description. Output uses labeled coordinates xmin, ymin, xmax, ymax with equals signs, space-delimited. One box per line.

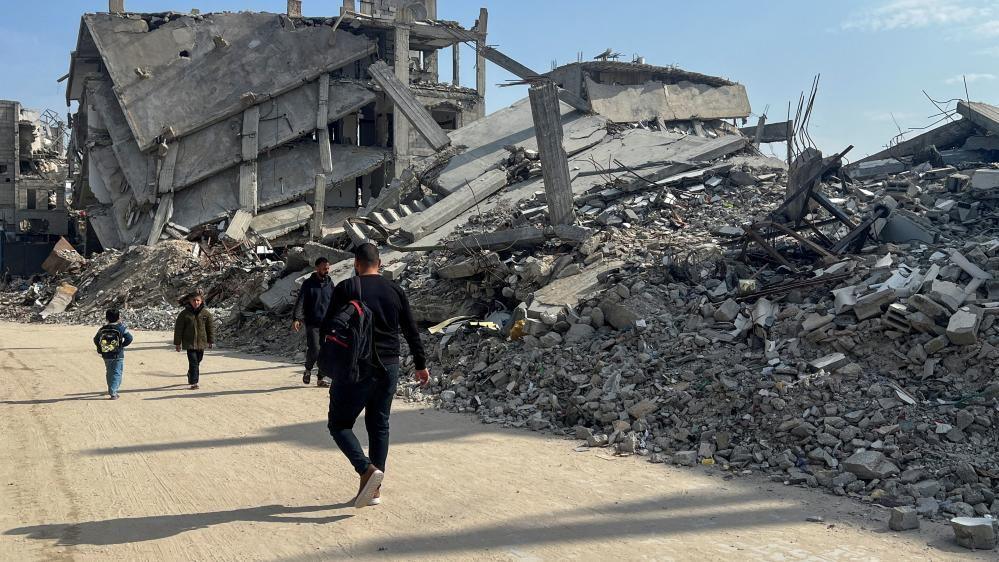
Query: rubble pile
xmin=0 ymin=241 xmax=277 ymax=330
xmin=389 ymin=125 xmax=999 ymax=526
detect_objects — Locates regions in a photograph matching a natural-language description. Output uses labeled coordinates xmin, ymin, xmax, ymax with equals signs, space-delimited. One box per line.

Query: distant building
xmin=0 ymin=100 xmax=70 ymax=275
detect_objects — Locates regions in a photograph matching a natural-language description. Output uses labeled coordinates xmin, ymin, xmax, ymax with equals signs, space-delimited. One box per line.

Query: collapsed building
xmin=66 ymin=0 xmax=488 ymax=251
xmin=0 ymin=101 xmax=70 ymax=275
xmin=9 ymin=0 xmax=999 ymax=549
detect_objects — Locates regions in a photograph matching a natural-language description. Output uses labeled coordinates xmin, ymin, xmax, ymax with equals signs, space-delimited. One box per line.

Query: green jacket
xmin=174 ymin=305 xmax=215 ymax=350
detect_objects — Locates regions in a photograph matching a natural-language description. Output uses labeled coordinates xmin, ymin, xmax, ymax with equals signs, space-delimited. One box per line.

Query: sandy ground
xmin=0 ymin=321 xmax=992 ymax=561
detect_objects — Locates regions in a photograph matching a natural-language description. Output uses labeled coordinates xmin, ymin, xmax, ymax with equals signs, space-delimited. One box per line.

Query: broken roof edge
xmin=548 ymin=60 xmax=737 ymax=88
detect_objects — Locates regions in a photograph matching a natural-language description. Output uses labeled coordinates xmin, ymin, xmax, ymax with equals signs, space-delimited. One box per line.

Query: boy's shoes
xmin=317 ymin=377 xmax=330 ymax=388
xmin=109 ymin=394 xmax=119 ymax=400
xmin=302 ymin=369 xmax=312 ymax=385
xmin=190 ymin=384 xmax=199 ymax=390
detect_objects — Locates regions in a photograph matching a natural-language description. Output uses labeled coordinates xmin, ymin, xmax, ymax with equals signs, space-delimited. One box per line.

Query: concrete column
xmin=452 ymin=44 xmax=460 ymax=86
xmin=475 ymin=8 xmax=488 ymax=117
xmin=342 ymin=0 xmax=355 ymax=10
xmin=425 ymin=50 xmax=439 ymax=82
xmin=287 ymin=0 xmax=302 ymax=18
xmin=392 ymin=24 xmax=411 ymax=176
xmin=109 ymin=0 xmax=125 ymax=12
xmin=528 ymin=80 xmax=575 ymax=226
xmin=341 ymin=112 xmax=359 ymax=146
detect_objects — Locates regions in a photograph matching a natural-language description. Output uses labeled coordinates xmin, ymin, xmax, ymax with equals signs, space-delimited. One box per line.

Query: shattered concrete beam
xmin=367 ymin=61 xmax=450 ymax=151
xmin=146 ymin=192 xmax=174 ymax=246
xmin=529 ymin=80 xmax=576 ymax=226
xmin=223 ymin=209 xmax=253 ymax=241
xmin=854 ymin=119 xmax=976 ymax=165
xmin=739 ymin=120 xmax=793 ymax=144
xmin=394 ymin=168 xmax=507 ymax=241
xmin=477 ymin=46 xmax=590 ymax=112
xmin=956 ymin=101 xmax=999 ymax=136
xmin=445 ymin=227 xmax=546 ymax=253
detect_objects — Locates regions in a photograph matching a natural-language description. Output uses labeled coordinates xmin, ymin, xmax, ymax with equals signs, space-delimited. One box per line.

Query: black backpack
xmin=318 ymin=276 xmax=377 ymax=383
xmin=96 ymin=324 xmax=123 ymax=357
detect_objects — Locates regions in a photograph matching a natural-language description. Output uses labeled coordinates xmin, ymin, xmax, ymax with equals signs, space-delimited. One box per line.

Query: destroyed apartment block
xmin=65 ymin=1 xmax=487 ymax=252
xmin=0 ymin=100 xmax=71 ymax=275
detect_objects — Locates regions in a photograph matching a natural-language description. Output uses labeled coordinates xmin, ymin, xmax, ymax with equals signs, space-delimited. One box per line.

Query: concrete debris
xmin=950 ymin=517 xmax=998 ymax=550
xmin=888 ymin=506 xmax=920 ymax=531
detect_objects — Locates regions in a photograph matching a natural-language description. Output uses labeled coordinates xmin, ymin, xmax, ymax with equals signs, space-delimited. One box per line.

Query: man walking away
xmin=326 ymin=243 xmax=429 ymax=509
xmin=93 ymin=309 xmax=133 ymax=399
xmin=173 ymin=289 xmax=215 ymax=390
xmin=292 ymin=257 xmax=333 ymax=387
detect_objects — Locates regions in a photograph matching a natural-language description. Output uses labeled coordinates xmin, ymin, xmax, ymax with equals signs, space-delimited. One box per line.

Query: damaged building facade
xmin=65 ymin=0 xmax=487 ymax=251
xmin=0 ymin=100 xmax=70 ymax=275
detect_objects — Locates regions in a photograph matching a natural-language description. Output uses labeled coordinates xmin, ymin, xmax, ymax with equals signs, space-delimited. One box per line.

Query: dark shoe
xmin=190 ymin=384 xmax=199 ymax=390
xmin=317 ymin=377 xmax=330 ymax=388
xmin=303 ymin=369 xmax=312 ymax=385
xmin=354 ymin=465 xmax=384 ymax=509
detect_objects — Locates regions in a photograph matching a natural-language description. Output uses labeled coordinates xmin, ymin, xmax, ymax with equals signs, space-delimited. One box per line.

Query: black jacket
xmin=325 ymin=274 xmax=426 ymax=370
xmin=293 ymin=273 xmax=334 ymax=326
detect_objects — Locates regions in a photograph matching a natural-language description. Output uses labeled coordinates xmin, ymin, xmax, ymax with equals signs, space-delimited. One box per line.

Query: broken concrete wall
xmin=163 ymin=80 xmax=376 ymax=192
xmin=171 ymin=141 xmax=388 ymax=229
xmin=584 ymin=77 xmax=751 ymax=123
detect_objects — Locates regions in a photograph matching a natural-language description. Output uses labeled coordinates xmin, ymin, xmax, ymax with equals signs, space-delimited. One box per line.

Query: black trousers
xmin=187 ymin=349 xmax=205 ymax=384
xmin=327 ymin=363 xmax=400 ymax=475
xmin=304 ymin=325 xmax=321 ymax=372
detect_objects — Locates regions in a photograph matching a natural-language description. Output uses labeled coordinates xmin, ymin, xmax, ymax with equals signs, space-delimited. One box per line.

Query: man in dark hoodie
xmin=292 ymin=257 xmax=333 ymax=387
xmin=93 ymin=308 xmax=134 ymax=400
xmin=326 ymin=243 xmax=429 ymax=509
xmin=173 ymin=289 xmax=215 ymax=390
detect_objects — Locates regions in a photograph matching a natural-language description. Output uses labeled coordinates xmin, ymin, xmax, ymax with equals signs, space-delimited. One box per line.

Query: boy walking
xmin=173 ymin=289 xmax=215 ymax=390
xmin=93 ymin=309 xmax=134 ymax=399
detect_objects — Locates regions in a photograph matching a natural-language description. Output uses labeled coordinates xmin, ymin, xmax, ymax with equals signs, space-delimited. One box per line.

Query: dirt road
xmin=0 ymin=322 xmax=987 ymax=561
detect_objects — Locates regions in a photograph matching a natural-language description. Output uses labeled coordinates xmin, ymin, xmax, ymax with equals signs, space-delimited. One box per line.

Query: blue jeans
xmin=104 ymin=357 xmax=124 ymax=396
xmin=327 ymin=363 xmax=400 ymax=475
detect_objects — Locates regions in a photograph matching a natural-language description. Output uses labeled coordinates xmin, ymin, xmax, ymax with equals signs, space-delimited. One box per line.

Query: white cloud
xmin=976 ymin=19 xmax=999 ymax=36
xmin=842 ymin=0 xmax=986 ymax=31
xmin=945 ymin=73 xmax=997 ymax=84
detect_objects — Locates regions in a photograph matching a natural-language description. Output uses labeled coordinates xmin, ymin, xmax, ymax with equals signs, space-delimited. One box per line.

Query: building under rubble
xmin=0 ymin=100 xmax=71 ymax=275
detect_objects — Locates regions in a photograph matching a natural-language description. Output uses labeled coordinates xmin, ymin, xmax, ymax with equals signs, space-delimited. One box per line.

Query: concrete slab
xmin=250 ymin=201 xmax=313 ymax=240
xmin=434 ymin=97 xmax=607 ymax=195
xmin=956 ymin=101 xmax=999 ymax=135
xmin=585 ymin=77 xmax=751 ymax=122
xmin=165 ymin=80 xmax=376 ymax=192
xmin=529 ymin=259 xmax=623 ymax=319
xmin=85 ymin=13 xmax=376 ymax=150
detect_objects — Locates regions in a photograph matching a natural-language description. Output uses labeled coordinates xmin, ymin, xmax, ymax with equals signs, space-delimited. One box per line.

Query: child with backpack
xmin=93 ymin=309 xmax=134 ymax=400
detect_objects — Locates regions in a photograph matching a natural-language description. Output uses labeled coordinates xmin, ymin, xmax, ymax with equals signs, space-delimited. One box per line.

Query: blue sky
xmin=2 ymin=0 xmax=998 ymax=159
